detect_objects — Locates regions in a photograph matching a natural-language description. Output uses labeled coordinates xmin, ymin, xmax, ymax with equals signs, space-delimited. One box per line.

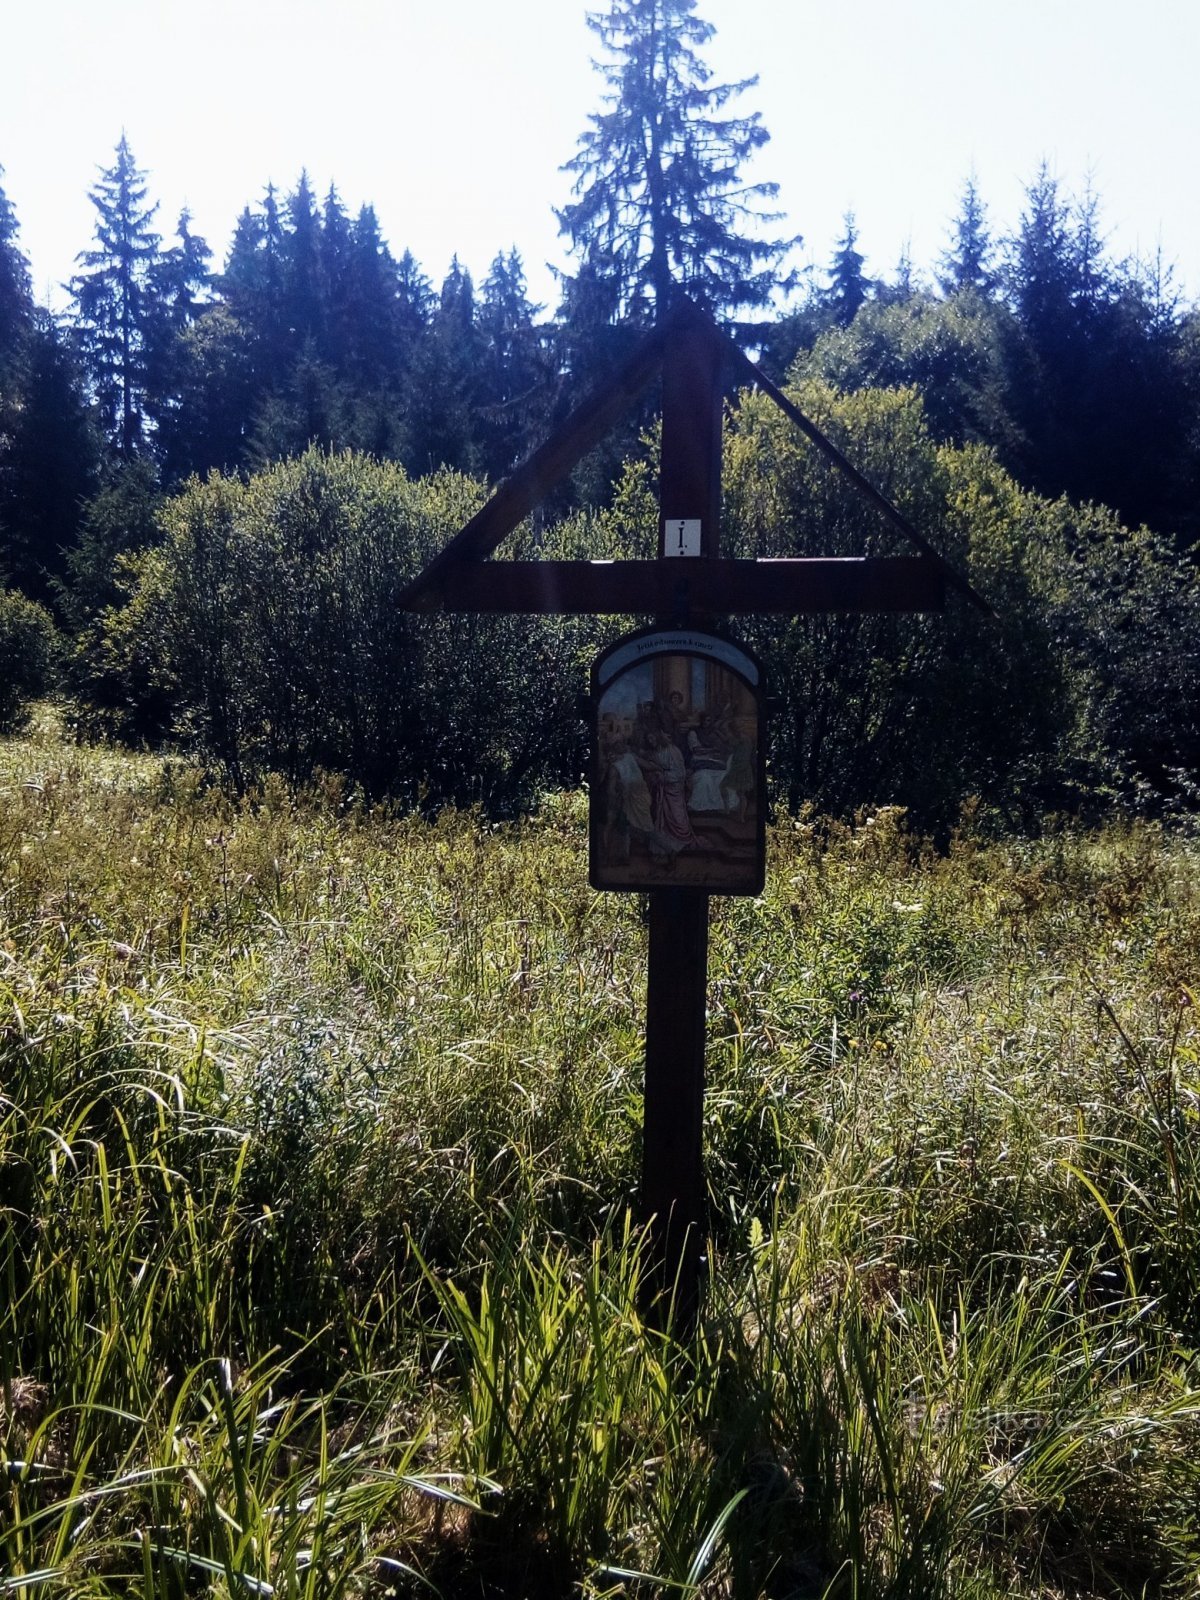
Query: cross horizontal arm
xmin=405 ymin=556 xmax=945 ymax=615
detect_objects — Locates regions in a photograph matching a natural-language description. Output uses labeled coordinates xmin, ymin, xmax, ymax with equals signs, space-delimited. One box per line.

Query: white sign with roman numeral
xmin=663 ymin=518 xmax=702 ymax=557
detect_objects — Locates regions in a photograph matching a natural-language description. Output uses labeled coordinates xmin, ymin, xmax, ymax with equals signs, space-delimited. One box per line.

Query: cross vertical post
xmin=641 ymin=309 xmax=725 ymax=1325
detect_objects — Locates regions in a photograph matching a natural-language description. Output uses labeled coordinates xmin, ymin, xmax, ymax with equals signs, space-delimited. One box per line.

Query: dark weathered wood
xmin=397 ymin=295 xmax=989 ymax=619
xmin=659 ymin=313 xmax=724 ymax=565
xmin=642 ymin=888 xmax=709 ymax=1321
xmin=428 ymin=556 xmax=946 ymax=615
xmin=639 ymin=314 xmax=726 ymax=1330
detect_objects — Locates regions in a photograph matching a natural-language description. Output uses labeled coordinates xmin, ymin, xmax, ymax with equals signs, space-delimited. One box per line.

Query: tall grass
xmin=2 ymin=714 xmax=1199 ymax=1596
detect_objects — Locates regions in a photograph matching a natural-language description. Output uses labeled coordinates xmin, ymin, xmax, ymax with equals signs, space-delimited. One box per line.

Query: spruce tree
xmin=71 ymin=135 xmax=164 ymax=459
xmin=1004 ymin=168 xmax=1193 ymax=535
xmin=222 ymin=184 xmax=288 ymax=392
xmin=0 ymin=165 xmax=32 ymax=384
xmin=222 ymin=205 xmax=265 ymax=315
xmin=1 ymin=314 xmax=98 ymax=601
xmin=938 ymin=175 xmax=996 ymax=297
xmin=0 ymin=175 xmax=97 ymax=598
xmin=557 ymin=0 xmax=797 ymax=323
xmin=145 ymin=209 xmax=213 ymax=482
xmin=824 ymin=212 xmax=871 ymax=326
xmin=284 ymin=171 xmax=322 ymax=346
xmin=477 ymin=249 xmax=549 ymax=478
xmin=404 ymin=258 xmax=482 ymax=474
xmin=395 ymin=249 xmax=434 ymax=343
xmin=155 ymin=208 xmax=211 ymax=329
xmin=0 ymin=165 xmax=33 ymax=586
xmin=1005 ymin=165 xmax=1078 ymax=347
xmin=344 ymin=206 xmax=402 ymax=386
xmin=320 ymin=184 xmax=353 ymax=365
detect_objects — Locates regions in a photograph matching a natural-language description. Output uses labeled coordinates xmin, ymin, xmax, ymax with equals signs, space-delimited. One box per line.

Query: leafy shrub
xmin=725 ymin=381 xmax=1200 ymax=825
xmin=99 ymin=449 xmax=618 ymax=809
xmin=0 ymin=586 xmax=57 ymax=731
xmin=95 ymin=400 xmax=1200 ymax=824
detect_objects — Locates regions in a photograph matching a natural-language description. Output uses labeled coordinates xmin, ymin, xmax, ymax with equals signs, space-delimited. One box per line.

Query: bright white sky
xmin=3 ymin=0 xmax=1198 ymax=315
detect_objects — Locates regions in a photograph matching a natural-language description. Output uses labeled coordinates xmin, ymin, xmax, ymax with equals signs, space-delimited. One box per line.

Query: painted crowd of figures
xmin=599 ymin=690 xmax=756 ymax=866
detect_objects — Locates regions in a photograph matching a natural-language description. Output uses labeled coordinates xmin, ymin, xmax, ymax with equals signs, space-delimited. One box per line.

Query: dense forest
xmin=2 ymin=0 xmax=1199 ymax=825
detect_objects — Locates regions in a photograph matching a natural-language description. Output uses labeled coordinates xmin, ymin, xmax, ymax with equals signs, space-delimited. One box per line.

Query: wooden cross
xmin=400 ymin=296 xmax=988 ymax=1325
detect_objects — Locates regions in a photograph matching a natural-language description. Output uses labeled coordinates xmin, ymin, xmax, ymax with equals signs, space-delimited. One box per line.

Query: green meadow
xmin=3 ymin=712 xmax=1199 ymax=1598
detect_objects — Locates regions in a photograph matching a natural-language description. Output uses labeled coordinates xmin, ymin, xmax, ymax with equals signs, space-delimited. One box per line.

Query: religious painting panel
xmin=590 ymin=628 xmax=765 ymax=894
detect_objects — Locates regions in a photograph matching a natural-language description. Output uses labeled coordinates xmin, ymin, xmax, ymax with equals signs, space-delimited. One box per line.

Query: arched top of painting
xmin=595 ymin=628 xmax=759 ymax=691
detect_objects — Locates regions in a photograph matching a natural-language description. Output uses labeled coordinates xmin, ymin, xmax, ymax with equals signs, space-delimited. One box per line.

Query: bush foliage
xmin=95 ymin=451 xmax=627 ymax=808
xmin=0 ymin=585 xmax=57 ymax=732
xmin=92 ymin=383 xmax=1200 ymax=824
